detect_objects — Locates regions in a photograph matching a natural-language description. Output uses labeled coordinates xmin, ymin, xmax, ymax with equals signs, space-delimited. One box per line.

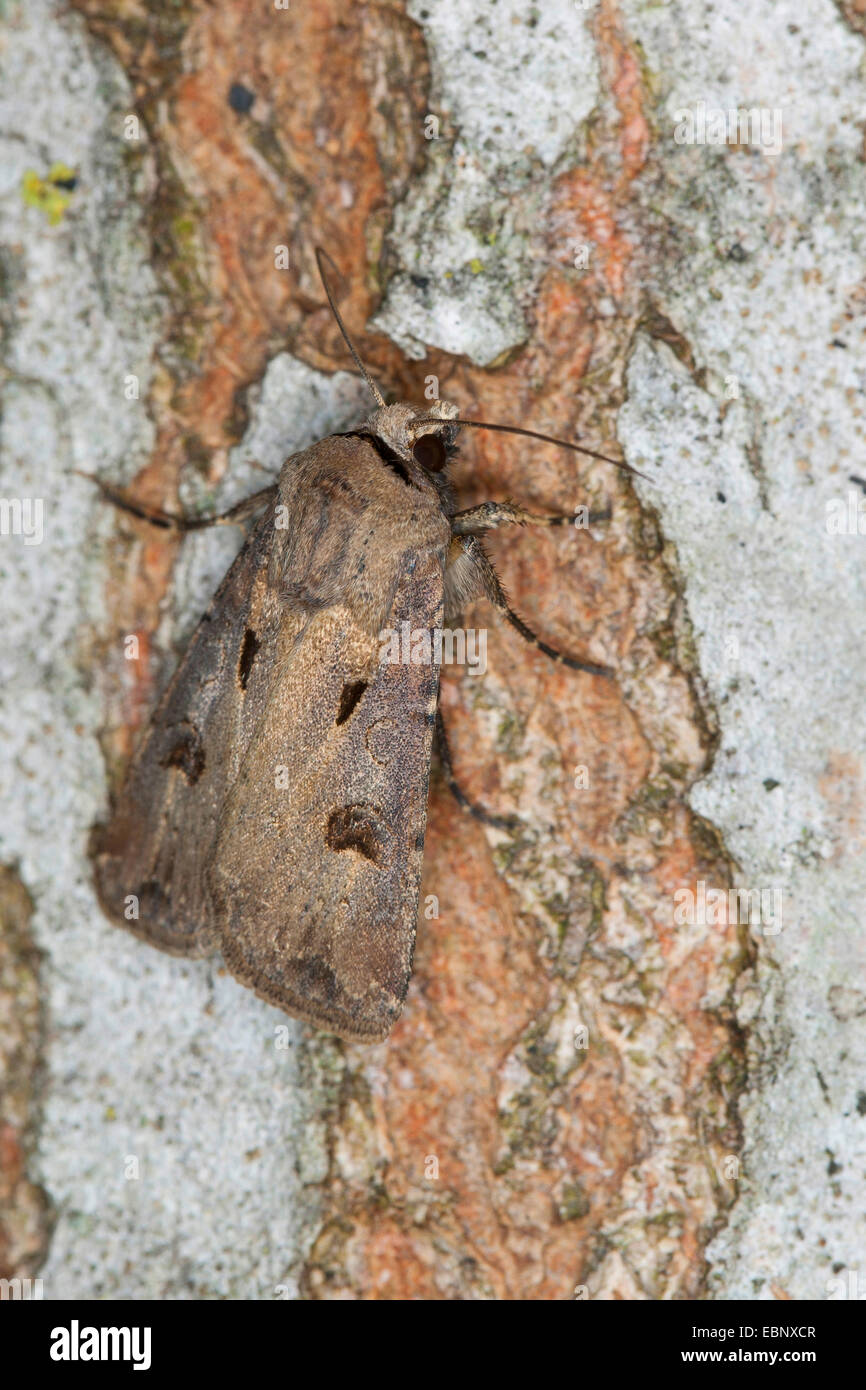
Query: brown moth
xmin=91 ymin=251 xmax=639 ymax=1042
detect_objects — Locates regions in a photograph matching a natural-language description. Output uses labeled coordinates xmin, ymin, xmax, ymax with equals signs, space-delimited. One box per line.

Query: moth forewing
xmin=92 ymin=501 xmax=280 ymax=957
xmin=211 ymin=548 xmax=446 ymax=1041
xmin=95 ymin=430 xmax=451 ymax=1041
xmin=211 ymin=434 xmax=451 ymax=1040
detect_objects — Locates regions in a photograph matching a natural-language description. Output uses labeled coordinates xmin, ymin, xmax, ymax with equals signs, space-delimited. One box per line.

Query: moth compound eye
xmin=412 ymin=433 xmax=447 ymax=472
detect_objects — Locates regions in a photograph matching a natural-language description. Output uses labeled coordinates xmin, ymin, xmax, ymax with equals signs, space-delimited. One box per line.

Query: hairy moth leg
xmin=451 ymin=500 xmax=611 ymax=535
xmin=434 ymin=706 xmax=519 ymax=830
xmin=453 ymin=534 xmax=613 ymax=678
xmin=76 ymin=471 xmax=276 ymax=531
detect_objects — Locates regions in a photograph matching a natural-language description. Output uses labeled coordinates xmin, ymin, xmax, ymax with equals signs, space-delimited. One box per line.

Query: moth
xmin=91 ymin=251 xmax=639 ymax=1042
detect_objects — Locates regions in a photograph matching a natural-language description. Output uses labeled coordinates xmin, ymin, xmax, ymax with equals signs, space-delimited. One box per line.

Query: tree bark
xmin=1 ymin=0 xmax=863 ymax=1300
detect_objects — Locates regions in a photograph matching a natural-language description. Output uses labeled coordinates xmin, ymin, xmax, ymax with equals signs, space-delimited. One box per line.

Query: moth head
xmin=363 ymin=399 xmax=460 ymax=478
xmin=313 ymin=247 xmax=647 ymax=488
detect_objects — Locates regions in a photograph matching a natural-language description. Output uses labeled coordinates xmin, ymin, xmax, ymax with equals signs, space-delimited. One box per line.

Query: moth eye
xmin=412 ymin=433 xmax=447 ymax=472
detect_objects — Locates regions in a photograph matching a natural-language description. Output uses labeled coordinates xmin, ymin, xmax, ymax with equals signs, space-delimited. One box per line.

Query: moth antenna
xmin=315 ymin=247 xmax=386 ymax=407
xmin=413 ymin=416 xmax=649 ymax=482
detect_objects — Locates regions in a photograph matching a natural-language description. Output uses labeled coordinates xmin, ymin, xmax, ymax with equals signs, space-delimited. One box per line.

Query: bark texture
xmin=0 ymin=0 xmax=863 ymax=1300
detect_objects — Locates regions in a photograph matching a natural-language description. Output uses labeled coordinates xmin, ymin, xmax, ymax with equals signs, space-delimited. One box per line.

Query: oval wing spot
xmin=365 ymin=717 xmax=397 ymax=765
xmin=160 ymin=726 xmax=205 ymax=784
xmin=326 ymin=804 xmax=389 ymax=867
xmin=335 ymin=679 xmax=368 ymax=725
xmin=238 ymin=627 xmax=260 ymax=690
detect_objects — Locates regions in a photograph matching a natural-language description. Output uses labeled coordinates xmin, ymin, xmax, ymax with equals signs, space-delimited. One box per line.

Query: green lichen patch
xmin=21 ymin=163 xmax=77 ymax=224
